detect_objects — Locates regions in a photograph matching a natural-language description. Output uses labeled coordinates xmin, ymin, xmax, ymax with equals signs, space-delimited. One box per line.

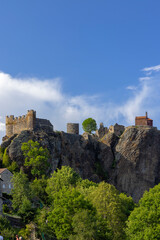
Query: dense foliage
xmin=21 ymin=140 xmax=50 ymax=177
xmin=2 ymin=140 xmax=160 ymax=239
xmin=126 ymin=184 xmax=160 ymax=240
xmin=82 ymin=118 xmax=97 ymax=133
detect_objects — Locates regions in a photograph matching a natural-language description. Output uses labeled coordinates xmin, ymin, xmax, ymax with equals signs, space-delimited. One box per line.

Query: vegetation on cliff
xmin=7 ymin=138 xmax=134 ymax=239
xmin=82 ymin=118 xmax=97 ymax=133
xmin=1 ymin=134 xmax=160 ymax=239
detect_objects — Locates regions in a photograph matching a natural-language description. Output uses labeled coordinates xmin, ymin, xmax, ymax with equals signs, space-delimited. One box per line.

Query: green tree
xmin=30 ymin=175 xmax=47 ymax=203
xmin=11 ymin=171 xmax=30 ymax=210
xmin=47 ymin=188 xmax=95 ymax=240
xmin=8 ymin=161 xmax=19 ymax=173
xmin=119 ymin=193 xmax=135 ymax=218
xmin=82 ymin=118 xmax=97 ymax=134
xmin=36 ymin=207 xmax=56 ymax=239
xmin=21 ymin=140 xmax=50 ymax=177
xmin=11 ymin=170 xmax=33 ymax=222
xmin=46 ymin=166 xmax=80 ymax=202
xmin=126 ymin=183 xmax=160 ymax=240
xmin=69 ymin=209 xmax=97 ymax=240
xmin=0 ymin=215 xmax=16 ymax=239
xmin=88 ymin=181 xmax=127 ymax=240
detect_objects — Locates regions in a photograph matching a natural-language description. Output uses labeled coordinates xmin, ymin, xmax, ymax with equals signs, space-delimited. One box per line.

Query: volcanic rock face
xmin=111 ymin=127 xmax=160 ymax=202
xmin=1 ymin=126 xmax=160 ymax=202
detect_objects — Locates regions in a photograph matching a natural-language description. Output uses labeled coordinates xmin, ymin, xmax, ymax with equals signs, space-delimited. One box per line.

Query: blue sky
xmin=0 ymin=0 xmax=160 ymax=139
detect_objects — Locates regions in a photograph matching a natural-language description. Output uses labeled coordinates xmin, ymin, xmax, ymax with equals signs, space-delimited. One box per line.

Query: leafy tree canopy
xmin=47 ymin=188 xmax=95 ymax=240
xmin=11 ymin=170 xmax=33 ymax=222
xmin=46 ymin=166 xmax=80 ymax=202
xmin=30 ymin=175 xmax=47 ymax=203
xmin=88 ymin=181 xmax=127 ymax=240
xmin=126 ymin=183 xmax=160 ymax=240
xmin=21 ymin=140 xmax=50 ymax=177
xmin=82 ymin=118 xmax=97 ymax=134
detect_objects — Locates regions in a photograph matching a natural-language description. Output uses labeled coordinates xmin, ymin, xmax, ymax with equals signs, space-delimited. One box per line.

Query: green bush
xmin=0 ymin=216 xmax=16 ymax=239
xmin=8 ymin=161 xmax=19 ymax=173
xmin=2 ymin=148 xmax=10 ymax=167
xmin=3 ymin=204 xmax=10 ymax=214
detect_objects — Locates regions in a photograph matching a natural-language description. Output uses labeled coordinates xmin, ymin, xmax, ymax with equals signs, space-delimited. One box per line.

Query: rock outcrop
xmin=1 ymin=126 xmax=160 ymax=202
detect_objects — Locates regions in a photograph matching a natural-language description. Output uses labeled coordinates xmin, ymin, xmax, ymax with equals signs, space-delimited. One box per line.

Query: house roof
xmin=0 ymin=168 xmax=7 ymax=173
xmin=135 ymin=116 xmax=153 ymax=121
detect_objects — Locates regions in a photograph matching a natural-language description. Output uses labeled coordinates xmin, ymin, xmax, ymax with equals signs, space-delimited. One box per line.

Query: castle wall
xmin=5 ymin=110 xmax=53 ymax=137
xmin=67 ymin=123 xmax=79 ymax=134
xmin=13 ymin=117 xmax=28 ymax=134
xmin=35 ymin=118 xmax=53 ymax=132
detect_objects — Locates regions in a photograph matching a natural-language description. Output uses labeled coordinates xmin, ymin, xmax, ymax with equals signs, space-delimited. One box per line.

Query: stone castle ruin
xmin=109 ymin=123 xmax=125 ymax=136
xmin=96 ymin=123 xmax=108 ymax=138
xmin=5 ymin=110 xmax=53 ymax=138
xmin=96 ymin=122 xmax=125 ymax=139
xmin=4 ymin=110 xmax=155 ymax=140
xmin=67 ymin=123 xmax=79 ymax=135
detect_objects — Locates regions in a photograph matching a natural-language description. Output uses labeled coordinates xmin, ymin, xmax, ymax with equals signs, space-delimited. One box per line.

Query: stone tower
xmin=67 ymin=123 xmax=79 ymax=135
xmin=26 ymin=110 xmax=36 ymax=130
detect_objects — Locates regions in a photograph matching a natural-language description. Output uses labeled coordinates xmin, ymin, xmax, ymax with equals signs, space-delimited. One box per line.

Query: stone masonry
xmin=109 ymin=123 xmax=125 ymax=136
xmin=96 ymin=122 xmax=108 ymax=139
xmin=67 ymin=123 xmax=79 ymax=134
xmin=0 ymin=168 xmax=13 ymax=195
xmin=5 ymin=110 xmax=53 ymax=138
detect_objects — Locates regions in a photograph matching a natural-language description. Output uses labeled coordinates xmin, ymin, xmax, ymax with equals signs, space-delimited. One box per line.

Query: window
xmin=9 ymin=184 xmax=11 ymax=189
xmin=2 ymin=184 xmax=5 ymax=189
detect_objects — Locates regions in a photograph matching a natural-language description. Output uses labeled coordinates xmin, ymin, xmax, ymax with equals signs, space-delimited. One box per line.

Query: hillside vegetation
xmin=1 ymin=126 xmax=160 ymax=239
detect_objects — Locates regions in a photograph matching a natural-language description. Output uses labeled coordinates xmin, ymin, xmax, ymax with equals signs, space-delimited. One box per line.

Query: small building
xmin=135 ymin=112 xmax=153 ymax=126
xmin=0 ymin=169 xmax=13 ymax=195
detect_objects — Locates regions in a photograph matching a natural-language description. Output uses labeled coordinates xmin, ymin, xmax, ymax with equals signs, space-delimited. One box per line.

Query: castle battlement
xmin=5 ymin=110 xmax=53 ymax=137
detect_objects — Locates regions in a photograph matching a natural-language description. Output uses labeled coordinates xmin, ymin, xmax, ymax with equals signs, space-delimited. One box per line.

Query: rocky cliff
xmin=1 ymin=126 xmax=160 ymax=202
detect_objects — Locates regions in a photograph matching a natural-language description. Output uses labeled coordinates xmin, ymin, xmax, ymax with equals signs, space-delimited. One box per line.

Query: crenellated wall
xmin=6 ymin=110 xmax=53 ymax=137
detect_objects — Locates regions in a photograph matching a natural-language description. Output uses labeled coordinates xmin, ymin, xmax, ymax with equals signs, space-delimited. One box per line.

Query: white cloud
xmin=0 ymin=123 xmax=5 ymax=131
xmin=142 ymin=64 xmax=160 ymax=72
xmin=0 ymin=68 xmax=160 ymax=142
xmin=139 ymin=77 xmax=151 ymax=81
xmin=119 ymin=83 xmax=150 ymax=124
xmin=126 ymin=86 xmax=137 ymax=90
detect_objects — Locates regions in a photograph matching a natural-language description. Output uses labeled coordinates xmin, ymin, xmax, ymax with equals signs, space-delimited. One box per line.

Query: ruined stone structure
xmin=67 ymin=123 xmax=79 ymax=135
xmin=135 ymin=112 xmax=153 ymax=126
xmin=96 ymin=122 xmax=108 ymax=139
xmin=109 ymin=123 xmax=125 ymax=136
xmin=6 ymin=110 xmax=53 ymax=137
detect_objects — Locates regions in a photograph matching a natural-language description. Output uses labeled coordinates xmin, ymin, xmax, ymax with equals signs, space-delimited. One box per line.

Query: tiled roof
xmin=0 ymin=168 xmax=7 ymax=173
xmin=135 ymin=116 xmax=153 ymax=120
